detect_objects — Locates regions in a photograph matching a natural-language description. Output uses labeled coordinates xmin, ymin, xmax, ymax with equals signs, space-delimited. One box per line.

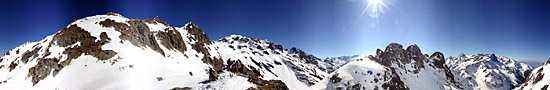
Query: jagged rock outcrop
xmin=313 ymin=43 xmax=461 ymax=90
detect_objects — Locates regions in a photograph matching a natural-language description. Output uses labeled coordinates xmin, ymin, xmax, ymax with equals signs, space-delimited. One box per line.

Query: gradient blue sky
xmin=0 ymin=0 xmax=548 ymax=61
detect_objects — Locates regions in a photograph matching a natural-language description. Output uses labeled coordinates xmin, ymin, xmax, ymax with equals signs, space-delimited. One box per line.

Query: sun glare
xmin=366 ymin=0 xmax=388 ymax=18
xmin=344 ymin=0 xmax=392 ymax=31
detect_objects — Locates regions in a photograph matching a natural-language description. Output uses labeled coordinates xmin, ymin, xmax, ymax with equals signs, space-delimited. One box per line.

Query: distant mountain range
xmin=0 ymin=12 xmax=548 ymax=90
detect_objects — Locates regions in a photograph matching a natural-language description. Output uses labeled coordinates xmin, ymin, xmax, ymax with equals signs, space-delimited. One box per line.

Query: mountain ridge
xmin=0 ymin=12 xmax=542 ymax=90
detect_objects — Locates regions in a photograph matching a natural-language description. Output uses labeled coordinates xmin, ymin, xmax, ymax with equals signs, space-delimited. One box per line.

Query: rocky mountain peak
xmin=383 ymin=43 xmax=405 ymax=55
xmin=289 ymin=47 xmax=304 ymax=55
xmin=218 ymin=35 xmax=262 ymax=43
xmin=289 ymin=47 xmax=320 ymax=64
xmin=105 ymin=12 xmax=122 ymax=16
xmin=458 ymin=53 xmax=466 ymax=57
xmin=376 ymin=43 xmax=425 ymax=68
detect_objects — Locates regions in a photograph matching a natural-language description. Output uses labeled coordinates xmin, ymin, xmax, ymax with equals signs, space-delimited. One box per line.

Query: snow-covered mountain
xmin=515 ymin=59 xmax=550 ymax=90
xmin=446 ymin=54 xmax=533 ymax=90
xmin=214 ymin=35 xmax=330 ymax=87
xmin=311 ymin=43 xmax=536 ymax=90
xmin=0 ymin=12 xmax=332 ymax=90
xmin=312 ymin=43 xmax=462 ymax=90
xmin=0 ymin=13 xmax=540 ymax=90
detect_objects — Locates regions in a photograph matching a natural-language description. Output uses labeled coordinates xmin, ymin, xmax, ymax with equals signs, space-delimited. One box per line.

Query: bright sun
xmin=345 ymin=0 xmax=392 ymax=30
xmin=365 ymin=0 xmax=388 ymax=18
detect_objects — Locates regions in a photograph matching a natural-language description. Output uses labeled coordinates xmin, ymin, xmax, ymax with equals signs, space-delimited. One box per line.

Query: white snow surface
xmin=310 ymin=55 xmax=389 ymax=90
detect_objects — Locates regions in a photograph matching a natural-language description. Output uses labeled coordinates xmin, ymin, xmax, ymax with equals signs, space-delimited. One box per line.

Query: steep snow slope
xmin=515 ymin=59 xmax=550 ymax=90
xmin=0 ymin=12 xmax=224 ymax=90
xmin=214 ymin=35 xmax=329 ymax=87
xmin=0 ymin=12 xmax=334 ymax=90
xmin=447 ymin=54 xmax=533 ymax=90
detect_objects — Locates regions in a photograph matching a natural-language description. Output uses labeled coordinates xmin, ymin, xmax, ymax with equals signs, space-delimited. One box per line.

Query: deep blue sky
xmin=0 ymin=0 xmax=548 ymax=61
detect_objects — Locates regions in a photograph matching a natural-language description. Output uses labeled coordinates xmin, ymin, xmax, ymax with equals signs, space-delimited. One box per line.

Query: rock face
xmin=373 ymin=43 xmax=460 ymax=89
xmin=515 ymin=58 xmax=550 ymax=90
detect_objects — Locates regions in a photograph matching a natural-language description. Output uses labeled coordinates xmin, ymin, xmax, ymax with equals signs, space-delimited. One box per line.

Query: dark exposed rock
xmin=170 ymin=87 xmax=192 ymax=90
xmin=99 ymin=32 xmax=110 ymax=42
xmin=430 ymin=52 xmax=446 ymax=69
xmin=247 ymin=78 xmax=289 ymax=90
xmin=52 ymin=25 xmax=117 ymax=61
xmin=28 ymin=58 xmax=63 ymax=85
xmin=156 ymin=77 xmax=164 ymax=81
xmin=208 ymin=68 xmax=217 ymax=81
xmin=376 ymin=43 xmax=425 ymax=73
xmin=374 ymin=43 xmax=460 ymax=89
xmin=226 ymin=59 xmax=289 ymax=90
xmin=183 ymin=22 xmax=224 ymax=70
xmin=268 ymin=44 xmax=284 ymax=51
xmin=381 ymin=68 xmax=409 ymax=90
xmin=185 ymin=22 xmax=212 ymax=45
xmin=429 ymin=52 xmax=458 ymax=86
xmin=8 ymin=61 xmax=17 ymax=71
xmin=3 ymin=51 xmax=9 ymax=56
xmin=349 ymin=83 xmax=362 ymax=90
xmin=99 ymin=19 xmax=164 ymax=55
xmin=405 ymin=44 xmax=425 ymax=70
xmin=545 ymin=58 xmax=550 ymax=65
xmin=330 ymin=73 xmax=342 ymax=83
xmin=274 ymin=61 xmax=282 ymax=65
xmin=156 ymin=28 xmax=186 ymax=54
xmin=143 ymin=16 xmax=169 ymax=26
xmin=106 ymin=12 xmax=122 ymax=16
xmin=376 ymin=43 xmax=407 ymax=67
xmin=289 ymin=47 xmax=320 ymax=65
xmin=26 ymin=24 xmax=120 ymax=85
xmin=533 ymin=71 xmax=544 ymax=84
xmin=20 ymin=47 xmax=42 ymax=64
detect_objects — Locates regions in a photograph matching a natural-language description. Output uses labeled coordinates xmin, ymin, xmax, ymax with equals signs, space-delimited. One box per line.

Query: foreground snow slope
xmin=515 ymin=59 xmax=550 ymax=90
